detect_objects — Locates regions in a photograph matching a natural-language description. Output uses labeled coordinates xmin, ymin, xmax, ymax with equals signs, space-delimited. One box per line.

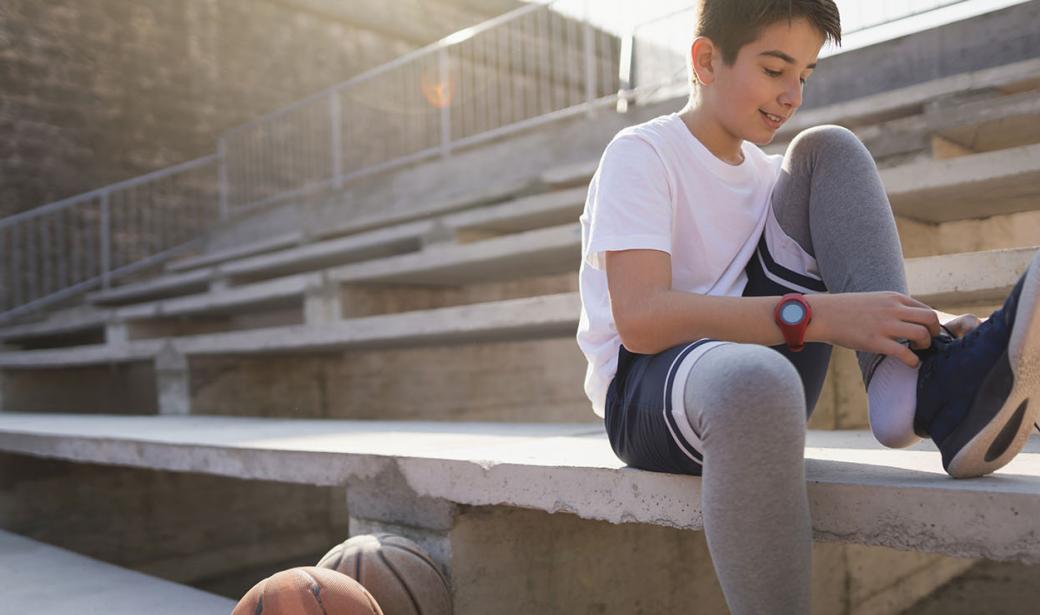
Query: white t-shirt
xmin=576 ymin=112 xmax=785 ymax=418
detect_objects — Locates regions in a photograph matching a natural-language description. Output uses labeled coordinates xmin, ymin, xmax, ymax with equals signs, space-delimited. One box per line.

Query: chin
xmin=747 ymin=132 xmax=774 ymax=147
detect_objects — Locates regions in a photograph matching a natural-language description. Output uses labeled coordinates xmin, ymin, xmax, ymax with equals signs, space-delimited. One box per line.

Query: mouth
xmin=760 ymin=110 xmax=785 ymax=129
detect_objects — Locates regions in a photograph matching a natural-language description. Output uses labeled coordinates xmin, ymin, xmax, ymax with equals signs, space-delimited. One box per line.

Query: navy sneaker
xmin=913 ymin=250 xmax=1040 ymax=478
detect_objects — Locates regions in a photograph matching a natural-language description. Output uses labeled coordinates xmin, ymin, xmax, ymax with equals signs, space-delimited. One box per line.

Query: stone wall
xmin=0 ymin=0 xmax=519 ymax=217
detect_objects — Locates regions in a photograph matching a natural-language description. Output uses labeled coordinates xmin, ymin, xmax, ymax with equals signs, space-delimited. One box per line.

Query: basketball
xmin=317 ymin=533 xmax=452 ymax=615
xmin=232 ymin=566 xmax=384 ymax=615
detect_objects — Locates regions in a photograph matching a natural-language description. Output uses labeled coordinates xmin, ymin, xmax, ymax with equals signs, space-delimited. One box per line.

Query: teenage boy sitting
xmin=576 ymin=1 xmax=1040 ymax=612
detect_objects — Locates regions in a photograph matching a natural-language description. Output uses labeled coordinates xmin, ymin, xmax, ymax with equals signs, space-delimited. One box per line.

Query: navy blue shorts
xmin=604 ymin=229 xmax=834 ymax=476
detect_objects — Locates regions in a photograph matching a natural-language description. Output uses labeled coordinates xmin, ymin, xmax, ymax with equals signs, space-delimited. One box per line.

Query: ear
xmin=689 ymin=36 xmax=717 ymax=86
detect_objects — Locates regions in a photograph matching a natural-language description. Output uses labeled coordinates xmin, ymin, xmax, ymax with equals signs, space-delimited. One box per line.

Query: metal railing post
xmin=583 ymin=0 xmax=597 ymax=118
xmin=616 ymin=28 xmax=634 ymax=113
xmin=100 ymin=191 xmax=111 ymax=289
xmin=218 ymin=137 xmax=229 ymax=220
xmin=438 ymin=47 xmax=452 ymax=158
xmin=330 ymin=88 xmax=344 ymax=189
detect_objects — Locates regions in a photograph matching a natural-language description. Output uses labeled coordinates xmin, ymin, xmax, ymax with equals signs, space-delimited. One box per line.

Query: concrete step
xmin=561 ymin=60 xmax=1040 ymax=191
xmin=779 ymin=56 xmax=1040 ymax=138
xmin=434 ymin=187 xmax=586 ymax=242
xmin=0 ymin=246 xmax=1034 ymax=358
xmin=924 ymin=88 xmax=1040 ymax=154
xmin=0 ymin=305 xmax=109 ymax=345
xmin=0 ymin=292 xmax=580 ymax=367
xmin=0 ymin=224 xmax=580 ymax=345
xmin=0 ymin=529 xmax=235 ymax=614
xmin=330 ymin=223 xmax=581 ymax=286
xmin=116 ymin=272 xmax=317 ymax=320
xmin=69 ymin=59 xmax=1040 ymax=316
xmin=86 ymin=268 xmax=212 ymax=307
xmin=1 ymin=413 xmax=1038 ymax=564
xmin=165 ymin=230 xmax=304 ymax=273
xmin=763 ymin=86 xmax=1040 ymax=165
xmin=568 ymin=139 xmax=1040 ymax=226
xmin=83 ymin=186 xmax=587 ymax=310
xmin=884 ymin=142 xmax=1040 ymax=223
xmin=220 ymin=219 xmax=433 ymax=283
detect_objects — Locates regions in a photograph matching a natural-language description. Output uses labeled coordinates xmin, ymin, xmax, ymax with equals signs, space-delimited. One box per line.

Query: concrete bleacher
xmin=3 ymin=56 xmax=1037 ymax=352
xmin=0 ymin=413 xmax=1038 ymax=612
xmin=2 ymin=16 xmax=1040 ymax=613
xmin=0 ymin=529 xmax=236 ymax=614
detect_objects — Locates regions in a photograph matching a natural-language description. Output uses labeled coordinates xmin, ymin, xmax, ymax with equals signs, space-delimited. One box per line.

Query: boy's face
xmin=692 ymin=17 xmax=826 ymax=146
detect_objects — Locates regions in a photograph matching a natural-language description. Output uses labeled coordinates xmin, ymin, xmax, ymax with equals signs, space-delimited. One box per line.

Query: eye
xmin=763 ymin=68 xmax=807 ymax=85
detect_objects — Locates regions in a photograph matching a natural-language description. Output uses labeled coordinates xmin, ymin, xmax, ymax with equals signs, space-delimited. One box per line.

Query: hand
xmin=808 ymin=292 xmax=941 ymax=368
xmin=943 ymin=313 xmax=984 ymax=338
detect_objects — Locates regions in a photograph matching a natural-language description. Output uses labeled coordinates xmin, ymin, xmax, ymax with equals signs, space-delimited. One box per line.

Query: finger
xmin=880 ymin=338 xmax=920 ymax=368
xmin=898 ymin=294 xmax=935 ymax=312
xmin=892 ymin=322 xmax=933 ymax=350
xmin=901 ymin=306 xmax=942 ymax=337
xmin=947 ymin=314 xmax=982 ymax=337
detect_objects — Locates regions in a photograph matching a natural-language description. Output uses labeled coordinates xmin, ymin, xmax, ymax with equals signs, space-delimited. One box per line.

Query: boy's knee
xmin=684 ymin=344 xmax=805 ymax=430
xmin=789 ymin=124 xmax=867 ymax=160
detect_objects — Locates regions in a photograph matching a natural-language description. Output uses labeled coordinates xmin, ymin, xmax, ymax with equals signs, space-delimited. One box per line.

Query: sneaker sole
xmin=946 ymin=249 xmax=1040 ymax=478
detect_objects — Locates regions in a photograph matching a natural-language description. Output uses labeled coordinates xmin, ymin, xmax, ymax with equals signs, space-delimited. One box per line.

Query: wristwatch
xmin=774 ymin=293 xmax=812 ymax=352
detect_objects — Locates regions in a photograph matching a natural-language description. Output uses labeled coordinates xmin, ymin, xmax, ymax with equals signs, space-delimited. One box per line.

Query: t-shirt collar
xmin=669 ymin=112 xmax=754 ymax=184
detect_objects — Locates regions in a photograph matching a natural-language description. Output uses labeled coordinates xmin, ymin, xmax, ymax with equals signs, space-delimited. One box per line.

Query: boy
xmin=575 ymin=0 xmax=1040 ymax=612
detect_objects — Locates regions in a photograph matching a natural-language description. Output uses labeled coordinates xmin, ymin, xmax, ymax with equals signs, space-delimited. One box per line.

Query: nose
xmin=778 ymin=77 xmax=803 ymax=112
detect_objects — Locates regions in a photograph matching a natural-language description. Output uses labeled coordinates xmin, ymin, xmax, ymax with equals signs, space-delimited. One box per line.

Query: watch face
xmin=780 ymin=301 xmax=806 ymax=325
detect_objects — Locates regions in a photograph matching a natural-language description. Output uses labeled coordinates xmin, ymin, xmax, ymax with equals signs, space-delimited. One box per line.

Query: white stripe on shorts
xmin=663 ymin=339 xmax=730 ymax=460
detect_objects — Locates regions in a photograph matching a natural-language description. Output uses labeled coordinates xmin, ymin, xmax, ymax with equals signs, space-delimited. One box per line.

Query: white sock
xmin=867 ymin=355 xmax=923 ymax=448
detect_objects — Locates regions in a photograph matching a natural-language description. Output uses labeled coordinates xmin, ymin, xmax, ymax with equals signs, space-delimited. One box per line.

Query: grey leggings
xmin=685 ymin=125 xmax=908 ymax=614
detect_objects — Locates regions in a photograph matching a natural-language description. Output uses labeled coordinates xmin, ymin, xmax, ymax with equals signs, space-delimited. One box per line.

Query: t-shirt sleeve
xmin=584 ymin=135 xmax=673 ymax=271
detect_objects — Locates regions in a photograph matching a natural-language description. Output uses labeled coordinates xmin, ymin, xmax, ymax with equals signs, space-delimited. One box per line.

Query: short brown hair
xmin=693 ymin=0 xmax=841 ymax=77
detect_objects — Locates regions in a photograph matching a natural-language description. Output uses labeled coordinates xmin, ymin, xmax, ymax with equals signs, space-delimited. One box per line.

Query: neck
xmin=679 ymin=102 xmax=745 ymax=166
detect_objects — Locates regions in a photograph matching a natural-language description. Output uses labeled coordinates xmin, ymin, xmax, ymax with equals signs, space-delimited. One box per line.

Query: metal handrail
xmin=218 ymin=0 xmax=621 ymax=215
xmin=0 ymin=155 xmax=217 ymax=229
xmin=0 ymin=154 xmax=221 ymax=319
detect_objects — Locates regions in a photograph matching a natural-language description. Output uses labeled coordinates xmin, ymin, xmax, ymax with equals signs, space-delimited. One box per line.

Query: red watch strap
xmin=774 ymin=293 xmax=812 ymax=352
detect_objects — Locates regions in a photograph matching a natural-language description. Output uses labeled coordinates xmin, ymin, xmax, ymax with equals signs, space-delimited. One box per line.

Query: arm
xmin=605 ymin=248 xmax=828 ymax=354
xmin=606 ymin=248 xmax=944 ymax=365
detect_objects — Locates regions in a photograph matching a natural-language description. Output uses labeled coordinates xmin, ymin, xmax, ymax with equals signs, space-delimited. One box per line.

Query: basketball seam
xmin=378 ymin=549 xmax=424 ymax=615
xmin=299 ymin=569 xmax=330 ymax=615
xmin=385 ymin=544 xmax=451 ymax=591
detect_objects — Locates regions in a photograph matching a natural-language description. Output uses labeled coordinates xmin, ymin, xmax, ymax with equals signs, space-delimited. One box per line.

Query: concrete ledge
xmin=781 ymin=56 xmax=1040 ymax=137
xmin=79 ymin=187 xmax=582 ymax=314
xmin=437 ymin=187 xmax=586 ymax=238
xmin=330 ymin=223 xmax=581 ymax=286
xmin=166 ymin=230 xmax=304 ymax=273
xmin=551 ymin=140 xmax=1040 ymax=226
xmin=88 ymin=269 xmax=213 ymax=306
xmin=1 ymin=413 xmax=1038 ymax=563
xmin=0 ymin=246 xmax=1033 ymax=365
xmin=884 ymin=142 xmax=1040 ymax=223
xmin=0 ymin=305 xmax=109 ymax=342
xmin=220 ymin=219 xmax=433 ymax=282
xmin=173 ymin=292 xmax=580 ymax=356
xmin=0 ymin=529 xmax=235 ymax=614
xmin=0 ymin=293 xmax=579 ymax=367
xmin=554 ymin=58 xmax=1040 ymax=187
xmin=907 ymin=246 xmax=1038 ymax=306
xmin=115 ymin=273 xmax=317 ymax=320
xmin=0 ymin=341 xmax=162 ymax=367
xmin=926 ymin=88 xmax=1040 ymax=153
